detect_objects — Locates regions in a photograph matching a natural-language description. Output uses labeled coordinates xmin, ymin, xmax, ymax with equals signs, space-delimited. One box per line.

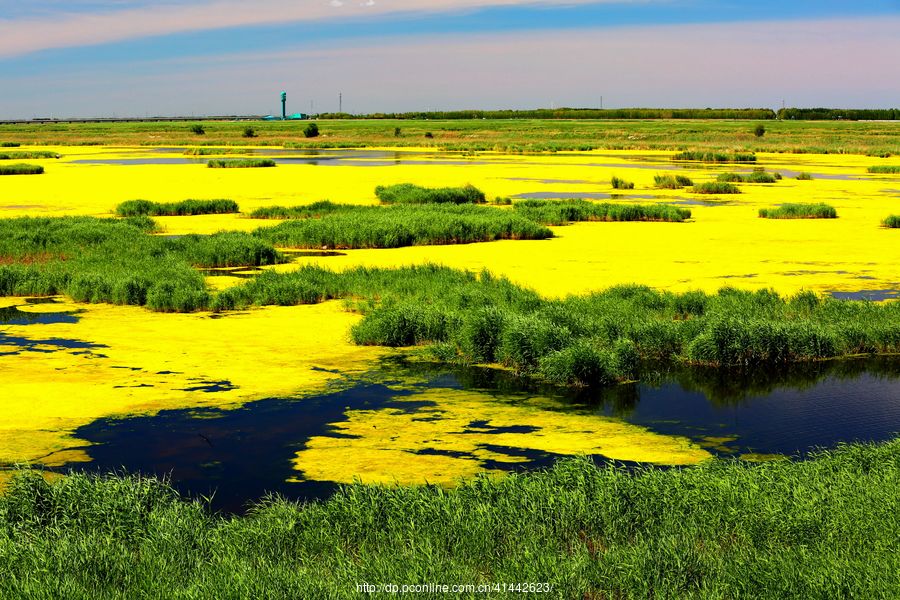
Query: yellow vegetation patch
xmin=0 ymin=299 xmax=387 ymax=466
xmin=292 ymin=388 xmax=711 ymax=486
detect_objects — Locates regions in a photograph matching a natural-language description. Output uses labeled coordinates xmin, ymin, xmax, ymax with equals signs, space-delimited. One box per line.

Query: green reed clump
xmin=207 ymin=159 xmax=275 ymax=169
xmin=673 ymin=151 xmax=757 ymax=163
xmin=796 ymin=172 xmax=813 ymax=180
xmin=692 ymin=182 xmax=741 ymax=194
xmin=867 ymin=165 xmax=900 ymax=174
xmin=0 ymin=151 xmax=58 ymax=160
xmin=759 ymin=203 xmax=838 ymax=219
xmin=115 ymin=199 xmax=239 ymax=217
xmin=610 ymin=175 xmax=635 ymax=190
xmin=211 ymin=267 xmax=900 ymax=386
xmin=716 ymin=169 xmax=779 ymax=184
xmin=512 ymin=199 xmax=691 ymax=225
xmin=0 ymin=163 xmax=44 ymax=175
xmin=653 ymin=174 xmax=693 ymax=189
xmin=0 ymin=216 xmax=282 ymax=311
xmin=882 ymin=215 xmax=900 ymax=228
xmin=374 ymin=183 xmax=486 ymax=205
xmin=253 ymin=205 xmax=552 ymax=249
xmin=248 ymin=201 xmax=352 ymax=219
xmin=0 ymin=437 xmax=896 ymax=598
xmin=0 ymin=142 xmax=20 ymax=147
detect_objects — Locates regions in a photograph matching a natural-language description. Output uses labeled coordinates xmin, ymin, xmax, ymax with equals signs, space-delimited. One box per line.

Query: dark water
xmin=49 ymin=357 xmax=900 ymax=513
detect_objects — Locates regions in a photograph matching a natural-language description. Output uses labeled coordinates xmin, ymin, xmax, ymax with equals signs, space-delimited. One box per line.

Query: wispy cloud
xmin=0 ymin=0 xmax=644 ymax=58
xmin=3 ymin=16 xmax=897 ymax=118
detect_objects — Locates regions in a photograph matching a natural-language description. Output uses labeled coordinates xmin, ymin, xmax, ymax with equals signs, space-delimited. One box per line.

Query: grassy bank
xmin=115 ymin=199 xmax=239 ymax=217
xmin=759 ymin=204 xmax=838 ymax=219
xmin=253 ymin=205 xmax=552 ymax=249
xmin=1 ymin=440 xmax=898 ymax=598
xmin=512 ymin=199 xmax=692 ymax=225
xmin=2 ymin=119 xmax=900 ymax=156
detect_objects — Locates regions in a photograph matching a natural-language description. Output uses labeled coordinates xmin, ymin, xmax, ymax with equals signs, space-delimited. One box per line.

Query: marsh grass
xmin=610 ymin=175 xmax=635 ymax=190
xmin=115 ymin=199 xmax=239 ymax=217
xmin=375 ymin=183 xmax=486 ymax=205
xmin=759 ymin=203 xmax=838 ymax=219
xmin=0 ymin=151 xmax=58 ymax=160
xmin=0 ymin=142 xmax=20 ymax=147
xmin=253 ymin=205 xmax=552 ymax=249
xmin=184 ymin=148 xmax=253 ymax=156
xmin=1 ymin=439 xmax=898 ymax=598
xmin=692 ymin=182 xmax=741 ymax=194
xmin=867 ymin=165 xmax=900 ymax=174
xmin=653 ymin=174 xmax=693 ymax=189
xmin=673 ymin=151 xmax=757 ymax=163
xmin=207 ymin=159 xmax=275 ymax=169
xmin=0 ymin=163 xmax=44 ymax=175
xmin=512 ymin=199 xmax=691 ymax=225
xmin=882 ymin=215 xmax=900 ymax=228
xmin=716 ymin=169 xmax=780 ymax=184
xmin=796 ymin=172 xmax=814 ymax=180
xmin=248 ymin=201 xmax=352 ymax=219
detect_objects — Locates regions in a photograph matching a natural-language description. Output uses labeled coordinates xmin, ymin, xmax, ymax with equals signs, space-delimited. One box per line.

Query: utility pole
xmin=339 ymin=92 xmax=342 ymax=113
xmin=281 ymin=91 xmax=287 ymax=120
xmin=600 ymin=96 xmax=603 ymax=110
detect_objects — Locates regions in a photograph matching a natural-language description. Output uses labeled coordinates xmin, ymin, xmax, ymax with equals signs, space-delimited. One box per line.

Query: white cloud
xmin=0 ymin=0 xmax=645 ymax=58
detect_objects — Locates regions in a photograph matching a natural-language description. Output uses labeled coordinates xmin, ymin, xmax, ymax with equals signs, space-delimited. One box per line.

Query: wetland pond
xmin=54 ymin=355 xmax=900 ymax=512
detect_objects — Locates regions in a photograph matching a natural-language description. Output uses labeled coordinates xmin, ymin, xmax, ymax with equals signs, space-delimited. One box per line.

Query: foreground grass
xmin=759 ymin=203 xmax=838 ymax=219
xmin=0 ymin=163 xmax=43 ymax=175
xmin=512 ymin=199 xmax=691 ymax=225
xmin=1 ymin=441 xmax=898 ymax=598
xmin=375 ymin=183 xmax=486 ymax=205
xmin=115 ymin=198 xmax=239 ymax=217
xmin=253 ymin=205 xmax=552 ymax=249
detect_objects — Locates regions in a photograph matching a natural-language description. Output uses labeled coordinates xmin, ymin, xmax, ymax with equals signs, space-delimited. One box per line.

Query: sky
xmin=0 ymin=0 xmax=898 ymax=118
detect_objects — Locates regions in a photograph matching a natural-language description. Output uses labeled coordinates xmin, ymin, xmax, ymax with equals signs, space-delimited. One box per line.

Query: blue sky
xmin=1 ymin=0 xmax=898 ymax=118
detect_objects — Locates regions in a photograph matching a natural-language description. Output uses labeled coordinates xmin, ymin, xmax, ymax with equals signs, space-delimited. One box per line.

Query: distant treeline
xmin=317 ymin=108 xmax=778 ymax=120
xmin=777 ymin=108 xmax=900 ymax=121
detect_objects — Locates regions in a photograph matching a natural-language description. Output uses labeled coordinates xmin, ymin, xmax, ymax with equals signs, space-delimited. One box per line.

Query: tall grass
xmin=882 ymin=215 xmax=900 ymax=228
xmin=867 ymin=165 xmax=900 ymax=174
xmin=115 ymin=199 xmax=239 ymax=217
xmin=374 ymin=183 xmax=486 ymax=205
xmin=0 ymin=163 xmax=44 ymax=175
xmin=716 ymin=169 xmax=780 ymax=184
xmin=1 ymin=439 xmax=897 ymax=598
xmin=512 ymin=199 xmax=691 ymax=225
xmin=213 ymin=266 xmax=900 ymax=386
xmin=184 ymin=148 xmax=252 ymax=156
xmin=759 ymin=203 xmax=838 ymax=219
xmin=207 ymin=159 xmax=275 ymax=169
xmin=253 ymin=205 xmax=552 ymax=249
xmin=248 ymin=201 xmax=352 ymax=219
xmin=653 ymin=174 xmax=693 ymax=189
xmin=673 ymin=151 xmax=757 ymax=163
xmin=0 ymin=151 xmax=58 ymax=160
xmin=796 ymin=172 xmax=813 ymax=180
xmin=692 ymin=182 xmax=741 ymax=194
xmin=610 ymin=175 xmax=635 ymax=190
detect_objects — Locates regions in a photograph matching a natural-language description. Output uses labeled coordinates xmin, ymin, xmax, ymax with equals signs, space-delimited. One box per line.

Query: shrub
xmin=882 ymin=215 xmax=900 ymax=228
xmin=242 ymin=126 xmax=257 ymax=138
xmin=394 ymin=127 xmax=402 ymax=137
xmin=610 ymin=175 xmax=635 ymax=190
xmin=754 ymin=124 xmax=766 ymax=137
xmin=304 ymin=123 xmax=319 ymax=138
xmin=692 ymin=182 xmax=741 ymax=194
xmin=796 ymin=172 xmax=813 ymax=180
xmin=207 ymin=159 xmax=276 ymax=169
xmin=424 ymin=132 xmax=434 ymax=139
xmin=759 ymin=203 xmax=838 ymax=219
xmin=190 ymin=124 xmax=205 ymax=135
